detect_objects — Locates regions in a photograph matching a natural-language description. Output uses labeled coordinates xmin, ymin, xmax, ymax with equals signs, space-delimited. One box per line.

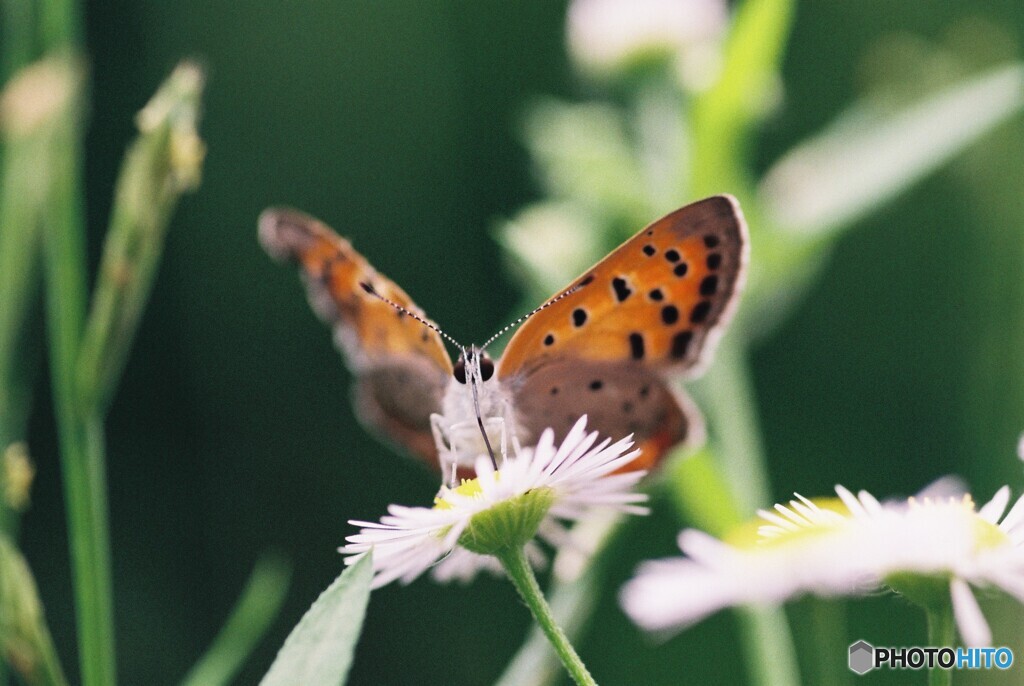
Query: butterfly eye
xmin=453 ymin=357 xmax=467 ymax=384
xmin=479 ymin=354 xmax=494 ymax=381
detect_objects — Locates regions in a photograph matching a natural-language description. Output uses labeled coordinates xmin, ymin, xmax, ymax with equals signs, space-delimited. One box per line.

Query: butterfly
xmin=259 ymin=195 xmax=747 ymax=476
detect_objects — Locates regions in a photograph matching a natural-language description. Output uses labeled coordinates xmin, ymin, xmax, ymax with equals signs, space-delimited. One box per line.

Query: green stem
xmin=698 ymin=335 xmax=771 ymax=516
xmin=926 ymin=605 xmax=954 ymax=686
xmin=41 ymin=79 xmax=118 ymax=686
xmin=497 ymin=547 xmax=597 ymax=686
xmin=1 ymin=0 xmax=36 ymax=86
xmin=691 ymin=334 xmax=800 ymax=686
xmin=38 ymin=0 xmax=78 ymax=52
xmin=494 ymin=515 xmax=623 ymax=686
xmin=0 ymin=135 xmax=42 ymax=539
xmin=807 ymin=599 xmax=851 ymax=686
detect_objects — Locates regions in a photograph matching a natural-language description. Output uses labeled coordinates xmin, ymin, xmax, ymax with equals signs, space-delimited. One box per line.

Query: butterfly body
xmin=260 ymin=195 xmax=747 ymax=474
xmin=433 ymin=345 xmax=518 ymax=471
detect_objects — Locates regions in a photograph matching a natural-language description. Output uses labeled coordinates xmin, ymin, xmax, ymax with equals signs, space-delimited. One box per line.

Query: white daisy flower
xmin=341 ymin=417 xmax=647 ymax=589
xmin=621 ymin=483 xmax=1024 ymax=646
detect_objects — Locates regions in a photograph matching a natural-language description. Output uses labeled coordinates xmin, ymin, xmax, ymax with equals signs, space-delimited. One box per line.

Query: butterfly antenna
xmin=359 ymin=282 xmax=462 ymax=348
xmin=481 ymin=278 xmax=591 ymax=350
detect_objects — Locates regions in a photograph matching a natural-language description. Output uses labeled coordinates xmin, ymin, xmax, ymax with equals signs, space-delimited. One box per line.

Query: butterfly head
xmin=453 ymin=346 xmax=495 ymax=386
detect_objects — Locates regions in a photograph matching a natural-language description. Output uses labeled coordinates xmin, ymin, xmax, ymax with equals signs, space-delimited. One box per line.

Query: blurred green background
xmin=14 ymin=0 xmax=1024 ymax=683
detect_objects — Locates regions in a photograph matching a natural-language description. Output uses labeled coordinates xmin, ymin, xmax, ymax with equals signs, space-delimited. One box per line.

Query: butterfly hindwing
xmin=510 ymin=359 xmax=703 ymax=471
xmin=259 ymin=208 xmax=451 ymax=463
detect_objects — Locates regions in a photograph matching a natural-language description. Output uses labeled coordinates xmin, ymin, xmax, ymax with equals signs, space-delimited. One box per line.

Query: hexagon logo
xmin=849 ymin=640 xmax=875 ymax=675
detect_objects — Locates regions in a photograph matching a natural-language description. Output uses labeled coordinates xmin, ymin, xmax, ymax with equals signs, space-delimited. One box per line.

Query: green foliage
xmin=1 ymin=1 xmax=1022 ymax=685
xmin=260 ymin=554 xmax=372 ymax=686
xmin=0 ymin=535 xmax=66 ymax=686
xmin=181 ymin=556 xmax=291 ymax=686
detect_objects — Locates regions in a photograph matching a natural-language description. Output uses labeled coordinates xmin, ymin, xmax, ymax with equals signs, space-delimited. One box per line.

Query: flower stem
xmin=691 ymin=334 xmax=801 ymax=686
xmin=697 ymin=334 xmax=772 ymax=516
xmin=497 ymin=547 xmax=597 ymax=686
xmin=926 ymin=605 xmax=954 ymax=686
xmin=494 ymin=514 xmax=623 ymax=686
xmin=38 ymin=62 xmax=119 ymax=686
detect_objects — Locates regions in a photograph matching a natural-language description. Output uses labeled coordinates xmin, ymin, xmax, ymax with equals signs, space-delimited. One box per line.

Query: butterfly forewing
xmin=259 ymin=208 xmax=452 ymax=462
xmin=498 ymin=195 xmax=746 ymax=377
xmin=497 ymin=195 xmax=746 ymax=466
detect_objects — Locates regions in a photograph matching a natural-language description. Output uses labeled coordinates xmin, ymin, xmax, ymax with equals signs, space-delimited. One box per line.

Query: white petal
xmin=979 ymin=567 xmax=1024 ymax=605
xmin=835 ymin=485 xmax=866 ymax=518
xmin=857 ymin=490 xmax=883 ymax=515
xmin=950 ymin=578 xmax=992 ymax=647
xmin=757 ymin=508 xmax=800 ymax=532
xmin=999 ymin=493 xmax=1024 ymax=532
xmin=774 ymin=502 xmax=811 ymax=527
xmin=978 ymin=486 xmax=1011 ymax=524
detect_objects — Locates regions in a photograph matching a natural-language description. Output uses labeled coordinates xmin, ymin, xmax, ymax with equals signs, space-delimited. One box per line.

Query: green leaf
xmin=760 ymin=63 xmax=1024 ymax=236
xmin=180 ymin=555 xmax=290 ymax=686
xmin=260 ymin=553 xmax=372 ymax=686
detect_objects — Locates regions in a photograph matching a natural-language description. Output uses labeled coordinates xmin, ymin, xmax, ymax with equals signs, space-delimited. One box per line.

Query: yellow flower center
xmin=726 ymin=497 xmax=851 ymax=549
xmin=433 ymin=477 xmax=486 ymax=510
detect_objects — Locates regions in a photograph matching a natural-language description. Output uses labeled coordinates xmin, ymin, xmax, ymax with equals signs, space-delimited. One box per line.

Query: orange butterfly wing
xmin=497 ymin=195 xmax=747 ymax=468
xmin=259 ymin=208 xmax=452 ymax=463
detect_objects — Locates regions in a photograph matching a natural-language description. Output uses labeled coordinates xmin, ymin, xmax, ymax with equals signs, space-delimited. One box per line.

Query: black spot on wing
xmin=671 ymin=331 xmax=693 ymax=359
xmin=612 ymin=276 xmax=633 ymax=302
xmin=690 ymin=301 xmax=711 ymax=323
xmin=629 ymin=333 xmax=645 ymax=360
xmin=700 ymin=275 xmax=719 ymax=296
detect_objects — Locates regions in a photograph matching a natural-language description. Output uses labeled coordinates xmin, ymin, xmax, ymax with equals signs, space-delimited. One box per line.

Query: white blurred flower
xmin=621 ymin=484 xmax=1024 ymax=646
xmin=341 ymin=417 xmax=647 ymax=589
xmin=567 ymin=0 xmax=727 ymax=89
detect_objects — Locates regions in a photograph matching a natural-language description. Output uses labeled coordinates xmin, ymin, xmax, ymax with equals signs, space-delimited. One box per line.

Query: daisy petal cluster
xmin=342 ymin=417 xmax=647 ymax=589
xmin=621 ymin=483 xmax=1024 ymax=646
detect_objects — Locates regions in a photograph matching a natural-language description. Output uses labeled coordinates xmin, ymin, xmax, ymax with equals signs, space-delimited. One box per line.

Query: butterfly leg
xmin=481 ymin=416 xmax=509 ymax=464
xmin=501 ymin=401 xmax=523 ymax=459
xmin=440 ymin=416 xmax=511 ymax=468
xmin=430 ymin=412 xmax=460 ymax=486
